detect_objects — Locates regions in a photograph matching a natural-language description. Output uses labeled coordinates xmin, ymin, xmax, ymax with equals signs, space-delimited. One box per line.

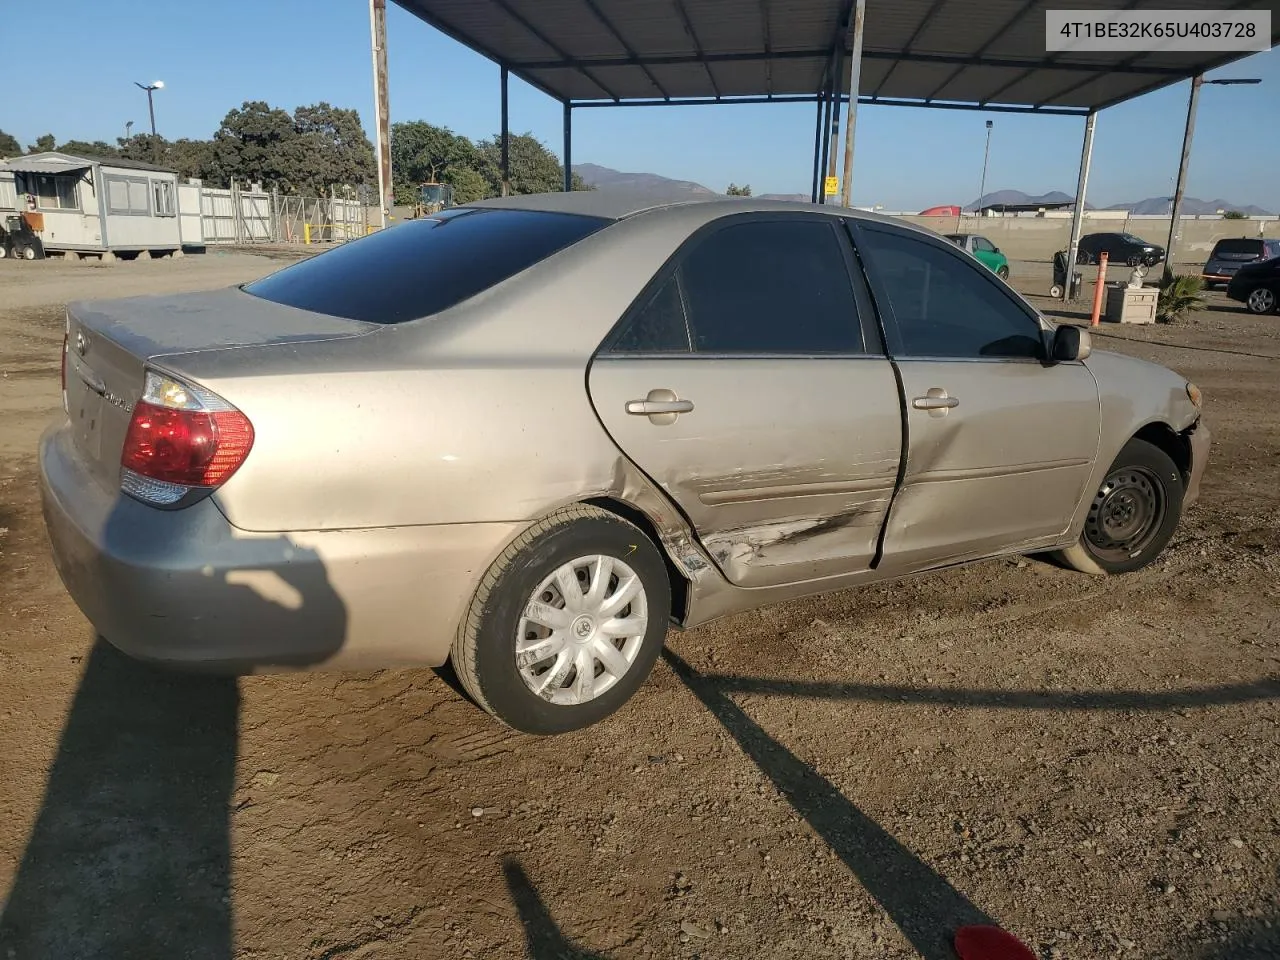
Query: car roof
xmin=463 ymin=190 xmax=909 ymax=229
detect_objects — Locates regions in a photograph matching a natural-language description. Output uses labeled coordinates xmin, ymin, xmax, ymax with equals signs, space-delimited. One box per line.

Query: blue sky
xmin=7 ymin=1 xmax=1277 ymax=211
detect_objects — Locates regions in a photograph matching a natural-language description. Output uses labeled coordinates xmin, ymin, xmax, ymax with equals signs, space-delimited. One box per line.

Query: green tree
xmin=56 ymin=139 xmax=119 ymax=159
xmin=726 ymin=183 xmax=752 ymax=196
xmin=210 ymin=101 xmax=298 ymax=190
xmin=167 ymin=138 xmax=217 ymax=181
xmin=476 ymin=132 xmax=587 ymax=196
xmin=1222 ymin=210 xmax=1247 ymax=220
xmin=28 ymin=134 xmax=56 ymax=154
xmin=288 ymin=102 xmax=376 ymax=195
xmin=0 ymin=129 xmax=22 ymax=157
xmin=442 ymin=165 xmax=489 ymax=204
xmin=390 ymin=121 xmax=478 ymax=196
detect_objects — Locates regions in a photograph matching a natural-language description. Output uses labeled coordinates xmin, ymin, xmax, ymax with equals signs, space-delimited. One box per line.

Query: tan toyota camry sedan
xmin=40 ymin=192 xmax=1209 ymax=734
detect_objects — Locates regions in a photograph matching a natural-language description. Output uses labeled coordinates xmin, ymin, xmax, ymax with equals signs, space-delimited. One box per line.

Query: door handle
xmin=625 ymin=389 xmax=693 ymax=425
xmin=912 ymin=388 xmax=959 ymax=417
xmin=626 ymin=399 xmax=694 ymax=416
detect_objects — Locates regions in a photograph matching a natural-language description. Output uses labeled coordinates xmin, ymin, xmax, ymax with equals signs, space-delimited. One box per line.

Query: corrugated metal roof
xmin=0 ymin=152 xmax=176 ymax=175
xmin=394 ymin=0 xmax=1279 ymax=111
xmin=0 ymin=156 xmax=93 ymax=176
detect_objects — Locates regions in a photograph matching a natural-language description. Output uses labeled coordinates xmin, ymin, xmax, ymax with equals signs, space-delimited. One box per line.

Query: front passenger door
xmin=852 ymin=222 xmax=1100 ymax=571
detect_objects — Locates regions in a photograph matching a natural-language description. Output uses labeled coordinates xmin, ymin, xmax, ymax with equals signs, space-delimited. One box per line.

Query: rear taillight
xmin=120 ymin=370 xmax=254 ymax=506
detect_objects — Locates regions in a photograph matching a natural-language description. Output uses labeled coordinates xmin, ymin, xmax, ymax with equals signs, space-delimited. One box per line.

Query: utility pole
xmin=977 ymin=120 xmax=993 ymax=215
xmin=1164 ymin=75 xmax=1261 ymax=280
xmin=839 ymin=0 xmax=867 ymax=207
xmin=369 ymin=0 xmax=393 ymax=229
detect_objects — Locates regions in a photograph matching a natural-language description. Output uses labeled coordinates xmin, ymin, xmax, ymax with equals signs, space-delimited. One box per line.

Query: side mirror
xmin=1051 ymin=324 xmax=1092 ymax=362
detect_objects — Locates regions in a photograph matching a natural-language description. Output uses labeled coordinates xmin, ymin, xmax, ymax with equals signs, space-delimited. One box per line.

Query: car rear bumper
xmin=1184 ymin=417 xmax=1210 ymax=509
xmin=39 ymin=422 xmax=518 ymax=672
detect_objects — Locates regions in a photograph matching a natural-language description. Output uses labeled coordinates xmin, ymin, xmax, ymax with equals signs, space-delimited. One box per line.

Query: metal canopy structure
xmin=393 ymin=0 xmax=1276 ymax=112
xmin=376 ymin=0 xmax=1276 ymax=293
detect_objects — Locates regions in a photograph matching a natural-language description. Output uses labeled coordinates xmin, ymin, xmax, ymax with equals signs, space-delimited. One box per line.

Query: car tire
xmin=996 ymin=265 xmax=1010 ymax=280
xmin=451 ymin=504 xmax=671 ymax=735
xmin=1076 ymin=250 xmax=1091 ymax=265
xmin=1245 ymin=287 xmax=1277 ymax=315
xmin=1126 ymin=255 xmax=1141 ymax=267
xmin=1049 ymin=283 xmax=1063 ymax=298
xmin=1051 ymin=439 xmax=1184 ymax=576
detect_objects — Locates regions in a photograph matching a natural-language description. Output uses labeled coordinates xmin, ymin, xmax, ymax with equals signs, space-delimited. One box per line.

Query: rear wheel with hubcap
xmin=1246 ymin=287 xmax=1277 ymax=314
xmin=452 ymin=504 xmax=671 ymax=735
xmin=1052 ymin=439 xmax=1184 ymax=575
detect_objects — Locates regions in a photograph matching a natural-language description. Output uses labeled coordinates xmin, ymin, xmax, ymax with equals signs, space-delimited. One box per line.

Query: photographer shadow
xmin=1 ymin=493 xmax=347 ymax=960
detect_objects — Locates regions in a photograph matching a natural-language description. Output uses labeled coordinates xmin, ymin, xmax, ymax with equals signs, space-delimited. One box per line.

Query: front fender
xmin=1068 ymin=350 xmax=1206 ymax=536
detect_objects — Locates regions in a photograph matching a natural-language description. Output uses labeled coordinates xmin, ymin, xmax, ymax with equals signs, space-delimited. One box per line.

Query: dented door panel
xmin=588 ymin=356 xmax=902 ymax=587
xmin=879 ymin=358 xmax=1100 ymax=569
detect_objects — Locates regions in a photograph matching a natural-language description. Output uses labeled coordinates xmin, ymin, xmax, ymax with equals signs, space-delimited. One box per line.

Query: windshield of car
xmin=243 ymin=207 xmax=611 ymax=324
xmin=1212 ymin=239 xmax=1264 ymax=258
xmin=943 ymin=234 xmax=965 ymax=245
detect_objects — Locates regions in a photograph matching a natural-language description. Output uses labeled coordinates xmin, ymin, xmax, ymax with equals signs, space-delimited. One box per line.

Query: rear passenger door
xmin=588 ymin=214 xmax=903 ymax=589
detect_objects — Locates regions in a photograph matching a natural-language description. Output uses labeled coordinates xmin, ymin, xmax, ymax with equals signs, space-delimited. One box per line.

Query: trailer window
xmin=32 ymin=175 xmax=79 ymax=211
xmin=151 ymin=180 xmax=175 ymax=216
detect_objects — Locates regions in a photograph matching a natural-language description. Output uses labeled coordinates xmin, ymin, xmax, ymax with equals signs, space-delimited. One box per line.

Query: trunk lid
xmin=63 ymin=286 xmax=374 ymax=488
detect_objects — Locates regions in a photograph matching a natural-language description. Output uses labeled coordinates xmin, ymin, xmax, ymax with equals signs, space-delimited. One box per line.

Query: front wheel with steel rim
xmin=1051 ymin=438 xmax=1184 ymax=576
xmin=451 ymin=504 xmax=671 ymax=735
xmin=1246 ymin=286 xmax=1277 ymax=315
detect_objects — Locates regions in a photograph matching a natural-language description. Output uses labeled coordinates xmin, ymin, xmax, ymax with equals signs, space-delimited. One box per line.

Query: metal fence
xmin=183 ymin=181 xmax=372 ymax=246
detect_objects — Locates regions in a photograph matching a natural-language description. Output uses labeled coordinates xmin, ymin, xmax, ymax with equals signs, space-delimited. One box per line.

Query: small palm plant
xmin=1157 ymin=273 xmax=1206 ymax=324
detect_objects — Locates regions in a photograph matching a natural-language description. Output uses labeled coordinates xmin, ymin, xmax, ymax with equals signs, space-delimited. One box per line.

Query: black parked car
xmin=1076 ymin=232 xmax=1165 ymax=267
xmin=1201 ymin=237 xmax=1280 ymax=288
xmin=1226 ymin=256 xmax=1280 ymax=314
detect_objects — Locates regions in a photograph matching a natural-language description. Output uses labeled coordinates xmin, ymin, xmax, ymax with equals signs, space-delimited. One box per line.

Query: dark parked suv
xmin=1076 ymin=232 xmax=1165 ymax=267
xmin=1226 ymin=256 xmax=1280 ymax=314
xmin=1201 ymin=237 xmax=1280 ymax=288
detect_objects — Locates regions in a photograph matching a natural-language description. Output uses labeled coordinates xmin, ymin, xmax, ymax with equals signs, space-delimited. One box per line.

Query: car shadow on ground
xmin=0 ymin=495 xmax=348 ymax=959
xmin=663 ymin=649 xmax=997 ymax=960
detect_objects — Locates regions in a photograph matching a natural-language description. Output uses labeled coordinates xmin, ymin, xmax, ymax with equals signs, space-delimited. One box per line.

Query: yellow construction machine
xmin=410 ymin=182 xmax=455 ymax=217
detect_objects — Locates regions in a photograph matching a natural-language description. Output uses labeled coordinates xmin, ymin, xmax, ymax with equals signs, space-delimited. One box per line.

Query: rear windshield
xmin=1212 ymin=239 xmax=1264 ymax=257
xmin=243 ymin=207 xmax=610 ymax=324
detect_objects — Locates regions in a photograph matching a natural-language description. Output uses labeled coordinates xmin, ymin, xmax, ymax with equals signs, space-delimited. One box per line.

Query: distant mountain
xmin=968 ymin=189 xmax=1089 ymax=211
xmin=572 ymin=163 xmax=716 ymax=201
xmin=1105 ymin=196 xmax=1274 ymax=216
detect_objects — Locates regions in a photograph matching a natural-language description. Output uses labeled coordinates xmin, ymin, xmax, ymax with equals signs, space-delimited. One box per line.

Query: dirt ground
xmin=0 ymin=251 xmax=1277 ymax=960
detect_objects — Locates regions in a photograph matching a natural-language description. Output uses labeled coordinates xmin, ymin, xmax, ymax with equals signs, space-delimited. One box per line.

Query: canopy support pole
xmin=821 ymin=39 xmax=846 ymax=205
xmin=810 ymin=94 xmax=825 ymax=202
xmin=1065 ymin=110 xmax=1097 ymax=302
xmin=500 ymin=65 xmax=511 ymax=196
xmin=562 ymin=102 xmax=573 ymax=192
xmin=1164 ymin=74 xmax=1201 ymax=281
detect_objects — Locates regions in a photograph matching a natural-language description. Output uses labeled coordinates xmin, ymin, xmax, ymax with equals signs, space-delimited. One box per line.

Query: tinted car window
xmin=859 ymin=228 xmax=1042 ymax=360
xmin=243 ymin=208 xmax=609 ymax=324
xmin=607 ymin=218 xmax=863 ymax=356
xmin=679 ymin=220 xmax=862 ymax=354
xmin=1212 ymin=239 xmax=1264 ymax=258
xmin=610 ymin=276 xmax=692 ymax=353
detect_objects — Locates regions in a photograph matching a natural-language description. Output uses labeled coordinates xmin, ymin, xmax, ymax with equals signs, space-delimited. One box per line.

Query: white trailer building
xmin=0 ymin=152 xmax=184 ymax=260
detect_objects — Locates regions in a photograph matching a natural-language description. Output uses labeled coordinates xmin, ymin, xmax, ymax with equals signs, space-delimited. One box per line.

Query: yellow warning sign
xmin=823 ymin=176 xmax=839 ymax=196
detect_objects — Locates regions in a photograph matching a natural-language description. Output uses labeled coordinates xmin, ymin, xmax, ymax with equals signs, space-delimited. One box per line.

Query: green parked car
xmin=945 ymin=233 xmax=1010 ymax=280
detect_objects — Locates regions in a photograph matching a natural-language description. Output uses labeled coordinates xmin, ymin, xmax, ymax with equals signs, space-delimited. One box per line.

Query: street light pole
xmin=977 ymin=119 xmax=993 ymax=216
xmin=1164 ymin=75 xmax=1260 ymax=280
